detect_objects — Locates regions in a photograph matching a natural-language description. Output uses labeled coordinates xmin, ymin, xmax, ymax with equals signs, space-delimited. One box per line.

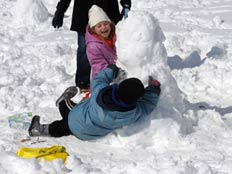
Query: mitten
xmin=120 ymin=0 xmax=131 ymax=9
xmin=121 ymin=6 xmax=130 ymax=19
xmin=113 ymin=68 xmax=127 ymax=84
xmin=120 ymin=0 xmax=131 ymax=19
xmin=148 ymin=76 xmax=161 ymax=95
xmin=107 ymin=64 xmax=119 ymax=78
xmin=52 ymin=9 xmax=64 ymax=28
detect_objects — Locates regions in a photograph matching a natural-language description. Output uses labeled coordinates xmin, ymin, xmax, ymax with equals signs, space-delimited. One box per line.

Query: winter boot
xmin=55 ymin=86 xmax=78 ymax=107
xmin=28 ymin=115 xmax=50 ymax=137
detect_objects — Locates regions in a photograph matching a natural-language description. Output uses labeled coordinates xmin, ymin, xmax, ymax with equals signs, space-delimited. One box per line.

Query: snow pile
xmin=12 ymin=0 xmax=49 ymax=25
xmin=0 ymin=0 xmax=76 ymax=115
xmin=115 ymin=11 xmax=186 ymax=146
xmin=1 ymin=0 xmax=232 ymax=173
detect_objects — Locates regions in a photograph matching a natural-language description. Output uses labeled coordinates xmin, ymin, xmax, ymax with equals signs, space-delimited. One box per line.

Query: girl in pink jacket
xmin=85 ymin=5 xmax=117 ymax=80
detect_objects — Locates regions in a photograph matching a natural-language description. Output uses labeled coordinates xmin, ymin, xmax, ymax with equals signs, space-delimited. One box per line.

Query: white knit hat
xmin=88 ymin=5 xmax=111 ymax=28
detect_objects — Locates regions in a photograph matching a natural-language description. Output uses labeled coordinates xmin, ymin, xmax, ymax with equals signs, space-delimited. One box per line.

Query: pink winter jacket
xmin=85 ymin=27 xmax=117 ymax=79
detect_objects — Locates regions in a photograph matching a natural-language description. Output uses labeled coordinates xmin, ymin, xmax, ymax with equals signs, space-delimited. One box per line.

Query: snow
xmin=1 ymin=0 xmax=232 ymax=173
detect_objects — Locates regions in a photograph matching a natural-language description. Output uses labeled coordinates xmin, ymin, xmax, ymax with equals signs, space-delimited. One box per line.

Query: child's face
xmin=93 ymin=21 xmax=111 ymax=39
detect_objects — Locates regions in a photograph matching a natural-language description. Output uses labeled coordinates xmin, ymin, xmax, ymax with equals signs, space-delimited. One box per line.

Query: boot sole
xmin=28 ymin=116 xmax=40 ymax=136
xmin=55 ymin=86 xmax=79 ymax=107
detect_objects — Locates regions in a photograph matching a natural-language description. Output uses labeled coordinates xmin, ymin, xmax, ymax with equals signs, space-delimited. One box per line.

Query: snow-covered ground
xmin=1 ymin=0 xmax=232 ymax=173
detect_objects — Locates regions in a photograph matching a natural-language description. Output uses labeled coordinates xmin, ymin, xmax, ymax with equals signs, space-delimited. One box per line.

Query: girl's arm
xmin=87 ymin=43 xmax=110 ymax=78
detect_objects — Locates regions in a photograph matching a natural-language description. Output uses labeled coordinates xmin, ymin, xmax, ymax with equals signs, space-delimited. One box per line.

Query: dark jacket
xmin=56 ymin=0 xmax=129 ymax=32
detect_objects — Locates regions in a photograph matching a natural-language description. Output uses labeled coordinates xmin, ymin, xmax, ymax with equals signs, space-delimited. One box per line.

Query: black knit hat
xmin=117 ymin=78 xmax=145 ymax=104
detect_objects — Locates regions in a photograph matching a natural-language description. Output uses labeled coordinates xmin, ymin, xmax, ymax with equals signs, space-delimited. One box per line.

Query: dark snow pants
xmin=49 ymin=100 xmax=76 ymax=137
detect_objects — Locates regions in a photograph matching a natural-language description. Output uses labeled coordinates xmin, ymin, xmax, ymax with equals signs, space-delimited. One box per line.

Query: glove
xmin=148 ymin=76 xmax=161 ymax=95
xmin=120 ymin=0 xmax=131 ymax=9
xmin=121 ymin=6 xmax=130 ymax=19
xmin=52 ymin=9 xmax=64 ymax=28
xmin=113 ymin=68 xmax=127 ymax=84
xmin=148 ymin=76 xmax=160 ymax=86
xmin=120 ymin=0 xmax=131 ymax=19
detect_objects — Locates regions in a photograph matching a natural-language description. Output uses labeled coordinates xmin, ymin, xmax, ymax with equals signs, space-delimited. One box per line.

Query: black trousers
xmin=49 ymin=100 xmax=76 ymax=137
xmin=75 ymin=32 xmax=91 ymax=89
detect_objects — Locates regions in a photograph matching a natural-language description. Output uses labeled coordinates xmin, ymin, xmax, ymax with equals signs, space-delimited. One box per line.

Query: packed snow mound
xmin=1 ymin=0 xmax=232 ymax=173
xmin=12 ymin=0 xmax=49 ymax=25
xmin=116 ymin=11 xmax=166 ymax=83
xmin=113 ymin=11 xmax=188 ymax=146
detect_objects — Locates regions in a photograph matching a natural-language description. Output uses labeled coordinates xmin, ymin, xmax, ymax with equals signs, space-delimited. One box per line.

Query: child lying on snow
xmin=28 ymin=65 xmax=161 ymax=141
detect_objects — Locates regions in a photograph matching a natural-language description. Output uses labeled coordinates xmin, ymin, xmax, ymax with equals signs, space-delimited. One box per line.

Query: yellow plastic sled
xmin=16 ymin=145 xmax=69 ymax=163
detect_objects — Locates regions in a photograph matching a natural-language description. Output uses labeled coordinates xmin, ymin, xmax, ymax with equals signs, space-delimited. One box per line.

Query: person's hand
xmin=113 ymin=68 xmax=127 ymax=84
xmin=120 ymin=0 xmax=131 ymax=19
xmin=148 ymin=76 xmax=160 ymax=86
xmin=148 ymin=76 xmax=161 ymax=95
xmin=121 ymin=6 xmax=130 ymax=19
xmin=120 ymin=0 xmax=131 ymax=9
xmin=52 ymin=9 xmax=64 ymax=28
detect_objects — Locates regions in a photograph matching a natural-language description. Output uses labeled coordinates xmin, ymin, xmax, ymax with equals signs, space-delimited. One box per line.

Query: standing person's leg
xmin=75 ymin=32 xmax=91 ymax=90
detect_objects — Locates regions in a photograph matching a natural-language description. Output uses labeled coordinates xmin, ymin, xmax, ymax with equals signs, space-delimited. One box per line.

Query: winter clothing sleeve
xmin=107 ymin=64 xmax=119 ymax=78
xmin=52 ymin=8 xmax=64 ymax=28
xmin=52 ymin=0 xmax=71 ymax=28
xmin=56 ymin=0 xmax=72 ymax=14
xmin=107 ymin=0 xmax=122 ymax=24
xmin=112 ymin=68 xmax=127 ymax=84
xmin=136 ymin=82 xmax=161 ymax=117
xmin=91 ymin=64 xmax=118 ymax=92
xmin=115 ymin=87 xmax=159 ymax=125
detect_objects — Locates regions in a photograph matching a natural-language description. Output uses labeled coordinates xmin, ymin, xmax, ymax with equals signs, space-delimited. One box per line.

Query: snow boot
xmin=28 ymin=115 xmax=50 ymax=137
xmin=55 ymin=86 xmax=78 ymax=107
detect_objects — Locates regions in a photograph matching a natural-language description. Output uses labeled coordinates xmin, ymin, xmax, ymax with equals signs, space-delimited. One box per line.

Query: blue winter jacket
xmin=68 ymin=66 xmax=160 ymax=140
